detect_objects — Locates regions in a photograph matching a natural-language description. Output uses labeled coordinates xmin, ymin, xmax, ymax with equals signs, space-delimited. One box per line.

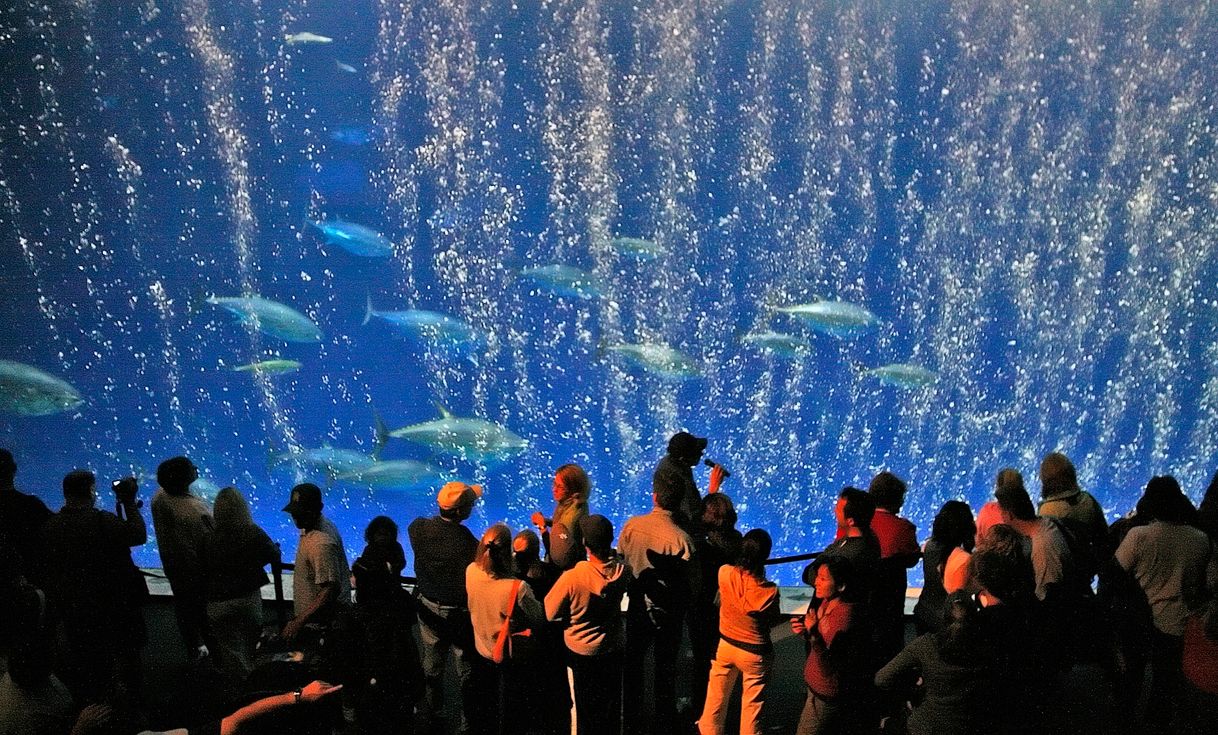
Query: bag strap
xmin=492 ymin=579 xmax=522 ymax=663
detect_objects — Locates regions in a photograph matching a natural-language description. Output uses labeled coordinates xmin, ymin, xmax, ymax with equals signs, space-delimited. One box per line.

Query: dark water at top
xmin=2 ymin=0 xmax=1216 ymax=584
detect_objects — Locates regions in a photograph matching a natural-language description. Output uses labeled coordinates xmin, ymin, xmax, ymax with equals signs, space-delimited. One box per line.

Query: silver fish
xmin=740 ymin=331 xmax=813 ymax=358
xmin=337 ymin=460 xmax=449 ymax=491
xmin=865 ymin=363 xmax=938 ymax=389
xmin=207 ymin=295 xmax=323 ymax=344
xmin=776 ymin=300 xmax=880 ymax=339
xmin=382 ymin=402 xmax=528 ymax=463
xmin=0 ymin=359 xmax=84 ymax=416
xmin=602 ymin=341 xmax=701 ymax=380
xmin=519 ymin=264 xmax=605 ymax=300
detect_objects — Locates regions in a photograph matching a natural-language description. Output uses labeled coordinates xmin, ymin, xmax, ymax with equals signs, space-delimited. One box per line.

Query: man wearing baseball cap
xmin=653 ymin=431 xmax=726 ymax=532
xmin=282 ymin=483 xmax=350 ymax=644
xmin=408 ymin=481 xmax=482 ymax=733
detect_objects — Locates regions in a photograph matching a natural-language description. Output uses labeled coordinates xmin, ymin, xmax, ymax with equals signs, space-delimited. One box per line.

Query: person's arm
xmin=707 ymin=464 xmax=727 ymax=495
xmin=517 ymin=581 xmax=546 ymax=626
xmin=875 ymin=640 xmax=922 ymax=690
xmin=253 ymin=526 xmax=282 ymax=566
xmin=219 ymin=680 xmax=342 ymax=735
xmin=283 ymin=582 xmax=336 ymax=641
xmin=108 ymin=501 xmax=148 ymax=547
xmin=544 ymin=573 xmax=571 ymax=622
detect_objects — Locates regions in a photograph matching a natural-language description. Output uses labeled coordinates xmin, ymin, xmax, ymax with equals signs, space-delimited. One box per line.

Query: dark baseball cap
xmin=579 ymin=514 xmax=615 ymax=552
xmin=667 ymin=431 xmax=708 ymax=456
xmin=283 ymin=483 xmax=323 ymax=513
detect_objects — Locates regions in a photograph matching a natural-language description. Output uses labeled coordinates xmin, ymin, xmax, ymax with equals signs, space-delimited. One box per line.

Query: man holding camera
xmin=41 ymin=470 xmax=149 ymax=705
xmin=652 ymin=431 xmax=727 ymax=534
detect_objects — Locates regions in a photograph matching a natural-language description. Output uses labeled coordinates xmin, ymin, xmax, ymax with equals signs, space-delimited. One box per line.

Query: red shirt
xmin=871 ymin=509 xmax=919 ymax=562
xmin=802 ymin=599 xmax=868 ymax=699
xmin=1183 ymin=613 xmax=1218 ymax=696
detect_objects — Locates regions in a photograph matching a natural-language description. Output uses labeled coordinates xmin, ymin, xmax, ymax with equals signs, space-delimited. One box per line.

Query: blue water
xmin=2 ymin=0 xmax=1216 ymax=585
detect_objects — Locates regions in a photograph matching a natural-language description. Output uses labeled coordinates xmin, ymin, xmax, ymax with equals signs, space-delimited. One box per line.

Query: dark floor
xmin=126 ymin=594 xmax=1149 ymax=735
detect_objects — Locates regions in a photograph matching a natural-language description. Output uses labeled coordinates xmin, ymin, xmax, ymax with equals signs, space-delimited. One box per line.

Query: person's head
xmin=969 ymin=547 xmax=1033 ymax=602
xmin=652 ymin=467 xmax=685 ymax=512
xmin=62 ymin=469 xmax=96 ymax=505
xmin=738 ymin=528 xmax=772 ymax=578
xmin=931 ymin=500 xmax=976 ymax=552
xmin=213 ymin=486 xmax=254 ymax=530
xmin=995 ymin=467 xmax=1025 ymax=498
xmin=939 ymin=591 xmax=983 ymax=662
xmin=835 ymin=486 xmax=875 ymax=531
xmin=364 ymin=515 xmax=398 ymax=545
xmin=667 ymin=431 xmax=707 ymax=466
xmin=1136 ymin=475 xmax=1196 ymax=524
xmin=868 ymin=471 xmax=907 ymax=512
xmin=701 ymin=492 xmax=738 ymax=531
xmin=813 ymin=556 xmax=854 ymax=602
xmin=512 ymin=528 xmax=541 ymax=562
xmin=437 ymin=481 xmax=482 ymax=521
xmin=283 ymin=483 xmax=323 ymax=529
xmin=0 ymin=449 xmax=16 ymax=485
xmin=475 ymin=524 xmax=513 ymax=579
xmin=553 ymin=463 xmax=591 ymax=504
xmin=156 ymin=456 xmax=199 ymax=495
xmin=1039 ymin=452 xmax=1080 ymax=500
xmin=976 ymin=523 xmax=1026 ymax=556
xmin=579 ymin=514 xmax=615 ymax=559
xmin=995 ymin=475 xmax=1036 ymax=522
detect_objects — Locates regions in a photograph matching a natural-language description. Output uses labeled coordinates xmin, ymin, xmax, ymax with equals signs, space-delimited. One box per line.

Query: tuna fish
xmin=207 ymin=296 xmax=322 ymax=343
xmin=381 ymin=402 xmax=528 ymax=463
xmin=740 ymin=331 xmax=813 ymax=358
xmin=271 ymin=446 xmax=379 ymax=478
xmin=233 ymin=359 xmax=302 ymax=374
xmin=362 ymin=296 xmax=486 ymax=359
xmin=602 ymin=341 xmax=701 ymax=380
xmin=310 ymin=219 xmax=392 ymax=257
xmin=611 ymin=236 xmax=666 ymax=260
xmin=337 ymin=460 xmax=449 ymax=491
xmin=0 ymin=359 xmax=85 ymax=416
xmin=776 ymin=300 xmax=880 ymax=339
xmin=285 ymin=32 xmax=333 ymax=45
xmin=519 ymin=264 xmax=606 ymax=300
xmin=865 ymin=363 xmax=938 ymax=389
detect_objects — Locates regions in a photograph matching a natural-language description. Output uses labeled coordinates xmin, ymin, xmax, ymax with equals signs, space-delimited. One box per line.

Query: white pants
xmin=697 ymin=638 xmax=772 ymax=735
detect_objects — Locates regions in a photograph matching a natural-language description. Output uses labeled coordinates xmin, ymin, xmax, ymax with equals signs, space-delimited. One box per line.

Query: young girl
xmin=793 ymin=556 xmax=872 ymax=735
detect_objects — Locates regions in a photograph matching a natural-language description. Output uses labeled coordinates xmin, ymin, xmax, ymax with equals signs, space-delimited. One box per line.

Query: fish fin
xmin=432 ymin=400 xmax=454 ymax=420
xmin=372 ymin=408 xmax=389 ymax=459
xmin=363 ymin=292 xmax=375 ymax=326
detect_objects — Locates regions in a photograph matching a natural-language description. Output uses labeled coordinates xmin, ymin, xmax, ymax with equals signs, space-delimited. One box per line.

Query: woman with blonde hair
xmin=531 ymin=463 xmax=592 ymax=571
xmin=202 ymin=486 xmax=279 ymax=680
xmin=466 ymin=523 xmax=546 ymax=734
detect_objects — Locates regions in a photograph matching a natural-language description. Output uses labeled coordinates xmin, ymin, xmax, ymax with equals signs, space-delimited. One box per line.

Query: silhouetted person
xmin=1037 ymin=452 xmax=1109 ymax=560
xmin=281 ymin=483 xmax=350 ymax=645
xmin=652 ymin=431 xmax=727 ymax=532
xmin=203 ymin=486 xmax=279 ymax=681
xmin=0 ymin=448 xmax=51 ymax=586
xmin=531 ymin=463 xmax=592 ymax=572
xmin=41 ymin=470 xmax=148 ymax=705
xmin=805 ymin=487 xmax=880 ymax=598
xmin=866 ymin=471 xmax=921 ymax=662
xmin=350 ymin=515 xmax=422 ymax=735
xmin=914 ymin=500 xmax=976 ymax=634
xmin=621 ymin=470 xmax=697 ymax=734
xmin=545 ymin=514 xmax=631 ymax=735
xmin=408 ymin=481 xmax=481 ymax=734
xmin=689 ymin=493 xmax=743 ymax=719
xmin=151 ymin=456 xmax=214 ymax=660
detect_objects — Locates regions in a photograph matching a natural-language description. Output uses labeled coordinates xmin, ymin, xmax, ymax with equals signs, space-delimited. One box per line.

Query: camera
xmin=112 ymin=476 xmax=139 ymax=503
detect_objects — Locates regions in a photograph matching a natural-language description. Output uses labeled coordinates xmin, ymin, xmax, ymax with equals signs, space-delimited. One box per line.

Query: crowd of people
xmin=1 ymin=439 xmax=1217 ymax=735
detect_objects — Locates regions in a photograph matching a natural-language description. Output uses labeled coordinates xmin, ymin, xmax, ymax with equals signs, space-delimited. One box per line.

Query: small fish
xmin=310 ymin=219 xmax=392 ymax=257
xmin=602 ymin=341 xmax=701 ymax=380
xmin=232 ymin=359 xmax=302 ymax=374
xmin=335 ymin=60 xmax=359 ymax=74
xmin=285 ymin=32 xmax=333 ymax=45
xmin=0 ymin=359 xmax=84 ymax=416
xmin=207 ymin=295 xmax=323 ymax=343
xmin=865 ymin=363 xmax=938 ymax=389
xmin=519 ymin=264 xmax=605 ymax=300
xmin=337 ymin=460 xmax=449 ymax=491
xmin=776 ymin=300 xmax=880 ymax=339
xmin=740 ymin=331 xmax=812 ymax=358
xmin=363 ymin=296 xmax=486 ymax=358
xmin=328 ymin=126 xmax=373 ymax=146
xmin=611 ymin=236 xmax=666 ymax=260
xmin=382 ymin=402 xmax=529 ymax=463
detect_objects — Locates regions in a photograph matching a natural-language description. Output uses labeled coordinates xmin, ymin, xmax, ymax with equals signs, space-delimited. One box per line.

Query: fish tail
xmin=363 ymin=292 xmax=376 ymax=326
xmin=372 ymin=407 xmax=389 ymax=459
